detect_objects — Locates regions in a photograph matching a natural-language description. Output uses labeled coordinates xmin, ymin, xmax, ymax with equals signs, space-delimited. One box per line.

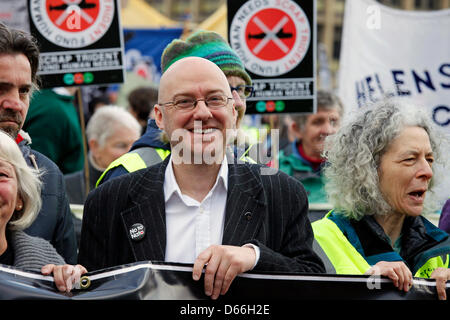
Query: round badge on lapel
xmin=129 ymin=223 xmax=145 ymax=241
xmin=244 ymin=212 xmax=252 ymax=221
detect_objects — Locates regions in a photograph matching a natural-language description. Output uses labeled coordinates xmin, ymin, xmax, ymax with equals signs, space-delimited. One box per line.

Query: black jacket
xmin=78 ymin=157 xmax=325 ymax=274
xmin=19 ymin=131 xmax=78 ymax=264
xmin=64 ymin=155 xmax=103 ymax=205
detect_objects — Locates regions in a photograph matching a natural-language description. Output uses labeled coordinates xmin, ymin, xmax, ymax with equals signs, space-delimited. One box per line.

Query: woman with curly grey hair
xmin=312 ymin=99 xmax=450 ymax=300
xmin=0 ymin=131 xmax=87 ymax=292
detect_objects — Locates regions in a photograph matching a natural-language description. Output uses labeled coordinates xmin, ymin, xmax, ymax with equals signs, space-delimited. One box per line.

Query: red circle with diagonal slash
xmin=245 ymin=8 xmax=296 ymax=61
xmin=46 ymin=0 xmax=100 ymax=33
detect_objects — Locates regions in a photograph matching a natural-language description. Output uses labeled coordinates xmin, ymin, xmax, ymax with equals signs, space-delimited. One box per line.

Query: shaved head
xmin=158 ymin=57 xmax=232 ymax=104
xmin=154 ymin=56 xmax=236 ymax=165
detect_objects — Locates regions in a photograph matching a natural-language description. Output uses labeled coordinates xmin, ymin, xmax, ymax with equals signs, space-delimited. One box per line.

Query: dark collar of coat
xmin=127 ymin=155 xmax=266 ymax=206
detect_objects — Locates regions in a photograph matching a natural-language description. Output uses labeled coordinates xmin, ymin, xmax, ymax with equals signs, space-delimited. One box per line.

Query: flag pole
xmin=76 ymin=88 xmax=90 ymax=197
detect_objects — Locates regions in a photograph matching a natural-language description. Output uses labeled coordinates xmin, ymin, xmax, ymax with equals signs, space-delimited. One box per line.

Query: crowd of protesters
xmin=0 ymin=21 xmax=449 ymax=300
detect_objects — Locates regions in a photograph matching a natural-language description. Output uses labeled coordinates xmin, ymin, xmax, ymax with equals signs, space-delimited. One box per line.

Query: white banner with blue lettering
xmin=338 ymin=0 xmax=450 ymax=134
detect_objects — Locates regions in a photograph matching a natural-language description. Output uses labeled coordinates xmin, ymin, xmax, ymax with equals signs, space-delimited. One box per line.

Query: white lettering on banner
xmin=89 ymin=2 xmax=114 ymax=43
xmin=31 ymin=0 xmax=53 ymax=37
xmin=247 ymin=78 xmax=314 ymax=100
xmin=38 ymin=49 xmax=122 ymax=74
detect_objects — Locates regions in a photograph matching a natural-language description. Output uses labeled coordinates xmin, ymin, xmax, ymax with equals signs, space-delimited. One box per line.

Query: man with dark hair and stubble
xmin=0 ymin=22 xmax=77 ymax=264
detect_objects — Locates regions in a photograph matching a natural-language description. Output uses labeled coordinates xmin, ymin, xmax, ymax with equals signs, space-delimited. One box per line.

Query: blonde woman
xmin=0 ymin=131 xmax=86 ymax=292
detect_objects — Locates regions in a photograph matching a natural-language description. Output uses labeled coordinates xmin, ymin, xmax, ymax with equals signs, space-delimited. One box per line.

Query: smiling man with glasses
xmin=78 ymin=56 xmax=325 ymax=300
xmin=155 ymin=63 xmax=237 ymax=166
xmin=95 ymin=31 xmax=256 ymax=188
xmin=161 ymin=30 xmax=253 ymax=129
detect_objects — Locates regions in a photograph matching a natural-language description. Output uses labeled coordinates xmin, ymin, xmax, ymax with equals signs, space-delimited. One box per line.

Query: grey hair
xmin=0 ymin=131 xmax=42 ymax=230
xmin=291 ymin=90 xmax=344 ymax=129
xmin=86 ymin=105 xmax=141 ymax=147
xmin=323 ymin=98 xmax=445 ymax=220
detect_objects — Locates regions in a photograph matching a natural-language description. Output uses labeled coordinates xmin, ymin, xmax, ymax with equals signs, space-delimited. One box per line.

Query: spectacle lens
xmin=230 ymin=85 xmax=254 ymax=99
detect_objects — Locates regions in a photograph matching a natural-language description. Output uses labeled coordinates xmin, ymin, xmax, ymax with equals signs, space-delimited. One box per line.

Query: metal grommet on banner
xmin=79 ymin=276 xmax=91 ymax=290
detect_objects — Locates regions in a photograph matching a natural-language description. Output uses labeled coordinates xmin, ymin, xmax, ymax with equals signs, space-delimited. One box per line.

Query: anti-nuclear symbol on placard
xmin=48 ymin=0 xmax=99 ymax=31
xmin=245 ymin=8 xmax=296 ymax=61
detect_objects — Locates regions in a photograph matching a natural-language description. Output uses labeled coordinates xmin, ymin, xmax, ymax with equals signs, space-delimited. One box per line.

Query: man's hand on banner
xmin=192 ymin=245 xmax=256 ymax=300
xmin=41 ymin=264 xmax=88 ymax=293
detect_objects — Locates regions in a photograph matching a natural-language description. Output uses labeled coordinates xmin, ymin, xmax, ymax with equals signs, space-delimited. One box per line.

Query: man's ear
xmin=154 ymin=104 xmax=164 ymax=130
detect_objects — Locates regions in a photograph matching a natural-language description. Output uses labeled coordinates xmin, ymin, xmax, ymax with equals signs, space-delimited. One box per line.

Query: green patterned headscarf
xmin=161 ymin=30 xmax=251 ymax=86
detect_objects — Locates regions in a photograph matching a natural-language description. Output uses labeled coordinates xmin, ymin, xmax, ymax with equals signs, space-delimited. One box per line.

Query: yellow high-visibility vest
xmin=312 ymin=212 xmax=449 ymax=277
xmin=96 ymin=147 xmax=170 ymax=187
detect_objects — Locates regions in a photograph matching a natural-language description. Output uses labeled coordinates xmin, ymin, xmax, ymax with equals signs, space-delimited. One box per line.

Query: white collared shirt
xmin=163 ymin=156 xmax=229 ymax=263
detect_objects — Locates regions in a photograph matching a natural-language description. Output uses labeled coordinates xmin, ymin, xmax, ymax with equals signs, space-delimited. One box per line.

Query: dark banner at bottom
xmin=0 ymin=261 xmax=447 ymax=300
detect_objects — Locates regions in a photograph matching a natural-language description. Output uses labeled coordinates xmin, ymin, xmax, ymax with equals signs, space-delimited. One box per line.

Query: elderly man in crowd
xmin=279 ymin=90 xmax=344 ymax=204
xmin=78 ymin=57 xmax=325 ymax=300
xmin=0 ymin=22 xmax=77 ymax=264
xmin=65 ymin=105 xmax=141 ymax=205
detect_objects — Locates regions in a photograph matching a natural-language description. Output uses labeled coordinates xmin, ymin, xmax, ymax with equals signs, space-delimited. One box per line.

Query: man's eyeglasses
xmin=230 ymin=85 xmax=254 ymax=99
xmin=158 ymin=94 xmax=233 ymax=111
